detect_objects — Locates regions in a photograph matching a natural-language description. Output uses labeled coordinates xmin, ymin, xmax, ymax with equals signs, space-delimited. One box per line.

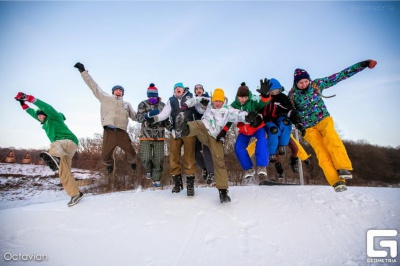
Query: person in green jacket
xmin=15 ymin=92 xmax=83 ymax=207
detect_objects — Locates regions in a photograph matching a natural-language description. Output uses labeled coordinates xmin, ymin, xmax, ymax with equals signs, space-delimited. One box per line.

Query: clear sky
xmin=1 ymin=1 xmax=399 ymax=149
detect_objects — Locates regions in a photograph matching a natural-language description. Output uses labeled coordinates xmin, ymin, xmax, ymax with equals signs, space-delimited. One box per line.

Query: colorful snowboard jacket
xmin=288 ymin=61 xmax=370 ymax=129
xmin=230 ymin=90 xmax=271 ymax=135
xmin=81 ymin=71 xmax=136 ymax=131
xmin=136 ymin=98 xmax=171 ymax=141
xmin=26 ymin=99 xmax=79 ymax=145
xmin=185 ymin=96 xmax=248 ymax=139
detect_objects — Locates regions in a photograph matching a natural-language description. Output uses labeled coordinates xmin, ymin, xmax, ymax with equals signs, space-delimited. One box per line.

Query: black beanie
xmin=36 ymin=110 xmax=47 ymax=116
xmin=237 ymin=82 xmax=249 ymax=97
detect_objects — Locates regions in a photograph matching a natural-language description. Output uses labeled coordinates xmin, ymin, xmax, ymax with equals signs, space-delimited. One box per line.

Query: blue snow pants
xmin=234 ymin=127 xmax=268 ymax=170
xmin=265 ymin=116 xmax=292 ymax=155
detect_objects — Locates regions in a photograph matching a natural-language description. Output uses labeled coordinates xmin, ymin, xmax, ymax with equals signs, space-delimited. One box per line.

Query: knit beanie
xmin=174 ymin=82 xmax=184 ymax=90
xmin=269 ymin=78 xmax=283 ymax=91
xmin=36 ymin=109 xmax=47 ymax=116
xmin=236 ymin=82 xmax=249 ymax=97
xmin=294 ymin=68 xmax=310 ymax=84
xmin=147 ymin=83 xmax=158 ymax=97
xmin=112 ymin=85 xmax=125 ymax=95
xmin=194 ymin=84 xmax=204 ymax=92
xmin=212 ymin=88 xmax=225 ymax=102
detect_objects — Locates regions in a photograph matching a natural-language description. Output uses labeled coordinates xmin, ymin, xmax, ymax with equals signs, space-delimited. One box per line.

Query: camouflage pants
xmin=140 ymin=140 xmax=164 ymax=181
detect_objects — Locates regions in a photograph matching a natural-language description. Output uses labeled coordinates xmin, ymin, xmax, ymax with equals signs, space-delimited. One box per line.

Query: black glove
xmin=74 ymin=62 xmax=85 ymax=73
xmin=250 ymin=114 xmax=263 ymax=128
xmin=179 ymin=104 xmax=188 ymax=112
xmin=146 ymin=117 xmax=155 ymax=124
xmin=295 ymin=123 xmax=306 ymax=137
xmin=245 ymin=111 xmax=258 ymax=124
xmin=216 ymin=129 xmax=227 ymax=142
xmin=200 ymin=98 xmax=209 ymax=107
xmin=257 ymin=78 xmax=272 ymax=97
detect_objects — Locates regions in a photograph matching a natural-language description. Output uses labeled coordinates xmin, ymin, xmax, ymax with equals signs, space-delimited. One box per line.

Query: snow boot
xmin=152 ymin=181 xmax=163 ymax=190
xmin=186 ymin=175 xmax=195 ymax=196
xmin=274 ymin=162 xmax=285 ymax=179
xmin=206 ymin=172 xmax=214 ymax=185
xmin=333 ymin=181 xmax=347 ymax=192
xmin=337 ymin=169 xmax=352 ymax=179
xmin=289 ymin=157 xmax=299 ymax=173
xmin=244 ymin=168 xmax=255 ymax=179
xmin=218 ymin=189 xmax=231 ymax=203
xmin=278 ymin=145 xmax=286 ymax=155
xmin=172 ymin=175 xmax=183 ymax=193
xmin=269 ymin=154 xmax=277 ymax=163
xmin=257 ymin=166 xmax=268 ymax=181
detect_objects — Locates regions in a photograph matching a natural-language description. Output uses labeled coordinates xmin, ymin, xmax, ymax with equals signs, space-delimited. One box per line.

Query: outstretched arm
xmin=74 ymin=62 xmax=109 ymax=101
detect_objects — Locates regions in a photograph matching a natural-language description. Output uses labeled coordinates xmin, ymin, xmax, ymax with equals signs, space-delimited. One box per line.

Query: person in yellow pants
xmin=288 ymin=59 xmax=377 ymax=192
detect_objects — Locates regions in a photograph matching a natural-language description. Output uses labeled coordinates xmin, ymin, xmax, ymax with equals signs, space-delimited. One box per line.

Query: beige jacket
xmin=81 ymin=71 xmax=136 ymax=131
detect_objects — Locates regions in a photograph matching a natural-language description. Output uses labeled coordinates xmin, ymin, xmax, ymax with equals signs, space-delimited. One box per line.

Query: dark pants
xmin=102 ymin=128 xmax=136 ymax=166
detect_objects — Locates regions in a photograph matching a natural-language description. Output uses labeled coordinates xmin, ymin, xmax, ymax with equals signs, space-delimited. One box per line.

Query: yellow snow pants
xmin=304 ymin=116 xmax=352 ymax=186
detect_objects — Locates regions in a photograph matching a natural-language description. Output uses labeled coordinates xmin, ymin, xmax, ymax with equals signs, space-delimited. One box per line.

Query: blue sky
xmin=1 ymin=1 xmax=399 ymax=149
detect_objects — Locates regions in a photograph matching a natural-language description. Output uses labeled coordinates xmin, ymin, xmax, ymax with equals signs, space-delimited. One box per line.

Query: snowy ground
xmin=0 ymin=163 xmax=399 ymax=266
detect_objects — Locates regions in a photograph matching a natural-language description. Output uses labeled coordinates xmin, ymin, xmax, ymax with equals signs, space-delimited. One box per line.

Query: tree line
xmin=1 ymin=124 xmax=399 ymax=193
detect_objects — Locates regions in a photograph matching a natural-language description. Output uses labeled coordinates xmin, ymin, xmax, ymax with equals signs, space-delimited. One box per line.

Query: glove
xmin=295 ymin=123 xmax=306 ymax=137
xmin=14 ymin=92 xmax=35 ymax=103
xmin=245 ymin=111 xmax=258 ymax=124
xmin=200 ymin=98 xmax=209 ymax=107
xmin=367 ymin=59 xmax=377 ymax=69
xmin=144 ymin=109 xmax=159 ymax=120
xmin=216 ymin=129 xmax=227 ymax=142
xmin=250 ymin=114 xmax=263 ymax=128
xmin=257 ymin=78 xmax=272 ymax=97
xmin=74 ymin=62 xmax=85 ymax=73
xmin=179 ymin=104 xmax=188 ymax=112
xmin=17 ymin=100 xmax=29 ymax=110
xmin=146 ymin=117 xmax=155 ymax=124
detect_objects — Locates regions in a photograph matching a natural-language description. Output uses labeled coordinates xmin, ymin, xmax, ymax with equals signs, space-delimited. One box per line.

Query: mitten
xmin=216 ymin=129 xmax=227 ymax=142
xmin=179 ymin=104 xmax=188 ymax=112
xmin=256 ymin=78 xmax=272 ymax=97
xmin=200 ymin=98 xmax=210 ymax=107
xmin=250 ymin=114 xmax=263 ymax=128
xmin=17 ymin=100 xmax=29 ymax=110
xmin=144 ymin=109 xmax=160 ymax=120
xmin=74 ymin=62 xmax=86 ymax=73
xmin=367 ymin=59 xmax=377 ymax=69
xmin=15 ymin=92 xmax=35 ymax=103
xmin=146 ymin=117 xmax=155 ymax=124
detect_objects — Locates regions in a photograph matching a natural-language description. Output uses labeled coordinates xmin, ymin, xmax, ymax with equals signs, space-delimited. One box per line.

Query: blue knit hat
xmin=174 ymin=82 xmax=184 ymax=90
xmin=112 ymin=85 xmax=124 ymax=95
xmin=269 ymin=78 xmax=283 ymax=91
xmin=147 ymin=83 xmax=158 ymax=97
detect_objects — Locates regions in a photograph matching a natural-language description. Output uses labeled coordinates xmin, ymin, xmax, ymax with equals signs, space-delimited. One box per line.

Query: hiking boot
xmin=39 ymin=152 xmax=60 ymax=171
xmin=206 ymin=172 xmax=214 ymax=185
xmin=186 ymin=175 xmax=195 ymax=196
xmin=274 ymin=162 xmax=285 ymax=179
xmin=145 ymin=172 xmax=152 ymax=179
xmin=337 ymin=169 xmax=352 ymax=179
xmin=244 ymin=168 xmax=255 ymax=179
xmin=172 ymin=175 xmax=183 ymax=193
xmin=278 ymin=145 xmax=286 ymax=155
xmin=130 ymin=163 xmax=137 ymax=171
xmin=175 ymin=112 xmax=190 ymax=139
xmin=106 ymin=165 xmax=113 ymax=174
xmin=68 ymin=192 xmax=84 ymax=207
xmin=152 ymin=181 xmax=163 ymax=190
xmin=201 ymin=168 xmax=208 ymax=180
xmin=258 ymin=166 xmax=267 ymax=176
xmin=333 ymin=181 xmax=347 ymax=192
xmin=219 ymin=189 xmax=231 ymax=203
xmin=269 ymin=154 xmax=277 ymax=163
xmin=289 ymin=157 xmax=299 ymax=173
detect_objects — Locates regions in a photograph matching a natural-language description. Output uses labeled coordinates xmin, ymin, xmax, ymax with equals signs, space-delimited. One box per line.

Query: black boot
xmin=172 ymin=175 xmax=183 ymax=193
xmin=218 ymin=189 xmax=231 ymax=203
xmin=274 ymin=162 xmax=285 ymax=179
xmin=289 ymin=157 xmax=299 ymax=173
xmin=186 ymin=175 xmax=195 ymax=196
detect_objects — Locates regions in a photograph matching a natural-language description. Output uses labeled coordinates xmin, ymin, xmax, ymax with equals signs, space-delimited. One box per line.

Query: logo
xmin=367 ymin=229 xmax=398 ymax=263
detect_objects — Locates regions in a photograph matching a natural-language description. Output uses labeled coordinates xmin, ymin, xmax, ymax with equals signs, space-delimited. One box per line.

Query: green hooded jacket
xmin=26 ymin=99 xmax=79 ymax=145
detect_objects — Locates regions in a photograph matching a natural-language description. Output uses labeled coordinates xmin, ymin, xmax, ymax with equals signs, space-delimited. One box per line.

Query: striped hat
xmin=147 ymin=83 xmax=158 ymax=97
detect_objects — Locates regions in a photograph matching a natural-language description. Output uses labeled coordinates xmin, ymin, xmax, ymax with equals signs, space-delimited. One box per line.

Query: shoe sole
xmin=40 ymin=152 xmax=59 ymax=171
xmin=339 ymin=175 xmax=353 ymax=179
xmin=68 ymin=194 xmax=84 ymax=207
xmin=334 ymin=185 xmax=347 ymax=192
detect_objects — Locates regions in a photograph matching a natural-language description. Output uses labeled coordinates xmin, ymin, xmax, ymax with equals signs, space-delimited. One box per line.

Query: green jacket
xmin=26 ymin=99 xmax=79 ymax=145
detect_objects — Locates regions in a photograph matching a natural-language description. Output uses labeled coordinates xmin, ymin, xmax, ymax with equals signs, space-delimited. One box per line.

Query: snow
xmin=0 ymin=163 xmax=399 ymax=265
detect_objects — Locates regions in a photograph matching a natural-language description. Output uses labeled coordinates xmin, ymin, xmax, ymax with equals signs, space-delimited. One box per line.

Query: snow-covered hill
xmin=0 ymin=163 xmax=399 ymax=266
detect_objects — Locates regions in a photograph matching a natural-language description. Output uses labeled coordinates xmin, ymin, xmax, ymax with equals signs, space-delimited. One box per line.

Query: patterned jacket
xmin=136 ymin=98 xmax=171 ymax=141
xmin=230 ymin=90 xmax=271 ymax=136
xmin=288 ymin=61 xmax=370 ymax=129
xmin=80 ymin=71 xmax=136 ymax=131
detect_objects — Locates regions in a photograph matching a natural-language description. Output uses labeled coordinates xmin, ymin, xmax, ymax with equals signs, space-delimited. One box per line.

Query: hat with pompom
xmin=147 ymin=83 xmax=158 ymax=97
xmin=294 ymin=68 xmax=310 ymax=84
xmin=236 ymin=82 xmax=249 ymax=97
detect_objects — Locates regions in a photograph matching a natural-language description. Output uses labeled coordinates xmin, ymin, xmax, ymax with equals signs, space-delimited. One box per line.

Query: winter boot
xmin=244 ymin=168 xmax=255 ymax=179
xmin=175 ymin=112 xmax=190 ymax=139
xmin=186 ymin=175 xmax=195 ymax=196
xmin=269 ymin=154 xmax=277 ymax=163
xmin=278 ymin=145 xmax=286 ymax=155
xmin=258 ymin=166 xmax=267 ymax=181
xmin=172 ymin=175 xmax=183 ymax=193
xmin=218 ymin=189 xmax=231 ymax=203
xmin=145 ymin=172 xmax=152 ymax=179
xmin=333 ymin=181 xmax=347 ymax=192
xmin=206 ymin=172 xmax=214 ymax=185
xmin=152 ymin=181 xmax=163 ymax=190
xmin=201 ymin=168 xmax=208 ymax=180
xmin=337 ymin=169 xmax=352 ymax=179
xmin=274 ymin=162 xmax=285 ymax=179
xmin=289 ymin=157 xmax=299 ymax=173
